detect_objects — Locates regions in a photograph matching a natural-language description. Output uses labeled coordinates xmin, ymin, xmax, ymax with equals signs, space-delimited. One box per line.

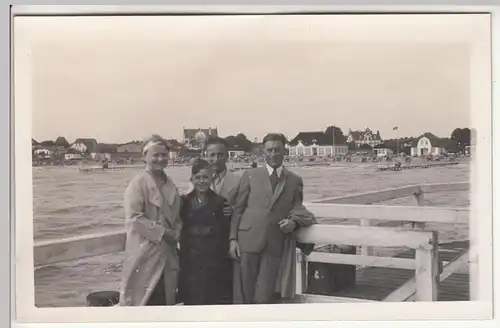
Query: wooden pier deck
xmin=377 ymin=162 xmax=459 ymax=172
xmin=306 ymin=241 xmax=469 ymax=302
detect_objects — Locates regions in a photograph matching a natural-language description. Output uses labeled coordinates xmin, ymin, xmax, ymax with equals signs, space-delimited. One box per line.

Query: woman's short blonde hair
xmin=141 ymin=134 xmax=170 ymax=155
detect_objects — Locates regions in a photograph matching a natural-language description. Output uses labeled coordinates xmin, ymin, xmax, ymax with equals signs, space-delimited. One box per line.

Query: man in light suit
xmin=229 ymin=133 xmax=315 ymax=304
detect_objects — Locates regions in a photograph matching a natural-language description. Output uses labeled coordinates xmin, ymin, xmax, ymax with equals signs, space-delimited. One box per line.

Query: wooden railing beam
xmin=34 ymin=225 xmax=435 ymax=267
xmin=307 ymin=252 xmax=416 ymax=270
xmin=311 ymin=182 xmax=469 ymax=204
xmin=296 ymin=225 xmax=435 ymax=250
xmin=34 ymin=230 xmax=126 ymax=267
xmin=305 ymin=203 xmax=469 ymax=224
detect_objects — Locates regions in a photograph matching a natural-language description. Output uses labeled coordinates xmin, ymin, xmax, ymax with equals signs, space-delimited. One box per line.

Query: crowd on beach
xmin=119 ymin=133 xmax=317 ymax=306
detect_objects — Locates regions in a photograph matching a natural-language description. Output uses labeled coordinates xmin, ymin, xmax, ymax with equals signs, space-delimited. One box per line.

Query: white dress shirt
xmin=265 ymin=163 xmax=283 ymax=177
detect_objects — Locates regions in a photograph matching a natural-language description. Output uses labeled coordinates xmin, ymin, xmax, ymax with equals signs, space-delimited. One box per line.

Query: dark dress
xmin=179 ymin=189 xmax=233 ymax=305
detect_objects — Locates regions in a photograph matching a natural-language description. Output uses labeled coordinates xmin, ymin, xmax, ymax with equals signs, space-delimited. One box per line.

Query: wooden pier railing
xmin=33 ymin=182 xmax=472 ymax=304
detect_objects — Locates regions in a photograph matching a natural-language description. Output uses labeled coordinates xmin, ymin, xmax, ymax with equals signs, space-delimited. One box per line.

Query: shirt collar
xmin=214 ymin=168 xmax=227 ymax=179
xmin=265 ymin=163 xmax=283 ymax=177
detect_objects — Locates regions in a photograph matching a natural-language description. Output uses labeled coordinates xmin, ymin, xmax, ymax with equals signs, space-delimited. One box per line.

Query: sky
xmin=20 ymin=15 xmax=472 ymax=144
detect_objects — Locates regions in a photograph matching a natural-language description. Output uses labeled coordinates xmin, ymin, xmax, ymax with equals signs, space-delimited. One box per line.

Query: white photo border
xmin=9 ymin=4 xmax=495 ymax=326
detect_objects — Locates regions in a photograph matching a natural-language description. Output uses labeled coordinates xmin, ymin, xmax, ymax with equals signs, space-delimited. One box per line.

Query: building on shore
xmin=227 ymin=145 xmax=246 ymax=158
xmin=410 ymin=133 xmax=447 ymax=156
xmin=70 ymin=138 xmax=98 ymax=154
xmin=182 ymin=127 xmax=218 ymax=151
xmin=114 ymin=141 xmax=142 ymax=162
xmin=287 ymin=130 xmax=348 ymax=157
xmin=373 ymin=144 xmax=394 ymax=158
xmin=116 ymin=141 xmax=141 ymax=153
xmin=346 ymin=128 xmax=383 ymax=148
xmin=91 ymin=143 xmax=118 ymax=161
xmin=64 ymin=148 xmax=83 ymax=161
xmin=166 ymin=139 xmax=183 ymax=160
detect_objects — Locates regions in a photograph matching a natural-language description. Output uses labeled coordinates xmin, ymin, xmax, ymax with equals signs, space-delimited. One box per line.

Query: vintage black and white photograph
xmin=13 ymin=9 xmax=492 ymax=323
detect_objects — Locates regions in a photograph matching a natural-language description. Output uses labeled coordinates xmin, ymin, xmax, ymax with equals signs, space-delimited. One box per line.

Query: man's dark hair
xmin=206 ymin=136 xmax=229 ymax=149
xmin=262 ymin=133 xmax=288 ymax=147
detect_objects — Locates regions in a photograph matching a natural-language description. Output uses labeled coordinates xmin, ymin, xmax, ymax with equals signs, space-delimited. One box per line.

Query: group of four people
xmin=119 ymin=133 xmax=317 ymax=306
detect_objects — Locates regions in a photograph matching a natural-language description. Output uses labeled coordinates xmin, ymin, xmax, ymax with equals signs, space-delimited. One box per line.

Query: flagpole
xmin=394 ymin=126 xmax=399 ymax=157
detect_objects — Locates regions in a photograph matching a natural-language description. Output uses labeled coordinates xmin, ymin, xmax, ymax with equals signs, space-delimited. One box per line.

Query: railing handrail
xmin=34 ymin=230 xmax=126 ymax=267
xmin=309 ymin=181 xmax=469 ymax=204
xmin=34 ymin=224 xmax=435 ymax=267
xmin=303 ymin=203 xmax=469 ymax=224
xmin=296 ymin=225 xmax=435 ymax=249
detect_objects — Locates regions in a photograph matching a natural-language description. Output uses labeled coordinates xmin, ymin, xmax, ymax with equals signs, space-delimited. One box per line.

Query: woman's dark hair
xmin=262 ymin=133 xmax=288 ymax=147
xmin=191 ymin=158 xmax=211 ymax=175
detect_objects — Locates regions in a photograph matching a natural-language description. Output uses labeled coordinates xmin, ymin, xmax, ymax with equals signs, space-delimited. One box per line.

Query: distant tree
xmin=225 ymin=134 xmax=253 ymax=152
xmin=55 ymin=136 xmax=70 ymax=148
xmin=324 ymin=126 xmax=347 ymax=145
xmin=359 ymin=143 xmax=373 ymax=150
xmin=347 ymin=141 xmax=356 ymax=150
xmin=451 ymin=128 xmax=471 ymax=152
xmin=439 ymin=137 xmax=459 ymax=153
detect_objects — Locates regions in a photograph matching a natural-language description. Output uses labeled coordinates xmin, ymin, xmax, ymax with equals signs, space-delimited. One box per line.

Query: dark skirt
xmin=179 ymin=258 xmax=233 ymax=305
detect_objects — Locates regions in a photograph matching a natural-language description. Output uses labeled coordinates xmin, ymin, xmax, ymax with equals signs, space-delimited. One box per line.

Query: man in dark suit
xmin=229 ymin=133 xmax=315 ymax=304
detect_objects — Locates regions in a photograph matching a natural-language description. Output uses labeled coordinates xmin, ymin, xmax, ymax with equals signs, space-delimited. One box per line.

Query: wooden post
xmin=360 ymin=219 xmax=372 ymax=260
xmin=295 ymin=249 xmax=306 ymax=295
xmin=414 ymin=231 xmax=439 ymax=301
xmin=412 ymin=186 xmax=426 ymax=229
xmin=412 ymin=186 xmax=443 ymax=274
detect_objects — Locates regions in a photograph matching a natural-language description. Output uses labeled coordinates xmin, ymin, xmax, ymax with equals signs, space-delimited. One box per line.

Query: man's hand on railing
xmin=278 ymin=218 xmax=297 ymax=234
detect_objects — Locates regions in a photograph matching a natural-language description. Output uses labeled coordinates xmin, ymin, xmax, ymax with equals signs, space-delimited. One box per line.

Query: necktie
xmin=212 ymin=173 xmax=219 ymax=191
xmin=270 ymin=169 xmax=279 ymax=192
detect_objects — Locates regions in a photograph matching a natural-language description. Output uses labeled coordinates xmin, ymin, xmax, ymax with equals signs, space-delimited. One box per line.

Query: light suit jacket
xmin=214 ymin=170 xmax=241 ymax=206
xmin=119 ymin=170 xmax=182 ymax=306
xmin=230 ymin=166 xmax=316 ymax=301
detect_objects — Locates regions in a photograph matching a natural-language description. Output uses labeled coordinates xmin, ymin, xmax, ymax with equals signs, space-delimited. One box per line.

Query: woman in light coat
xmin=119 ymin=135 xmax=182 ymax=306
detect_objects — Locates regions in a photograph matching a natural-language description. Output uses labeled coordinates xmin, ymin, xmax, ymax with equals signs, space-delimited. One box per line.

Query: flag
xmin=393 ymin=126 xmax=398 ymax=131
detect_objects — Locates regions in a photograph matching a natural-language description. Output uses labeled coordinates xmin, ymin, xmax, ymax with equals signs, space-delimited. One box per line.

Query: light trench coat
xmin=119 ymin=170 xmax=182 ymax=306
xmin=273 ymin=204 xmax=317 ymax=299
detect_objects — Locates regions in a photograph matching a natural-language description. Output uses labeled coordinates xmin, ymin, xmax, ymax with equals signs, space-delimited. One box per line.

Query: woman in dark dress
xmin=179 ymin=159 xmax=233 ymax=305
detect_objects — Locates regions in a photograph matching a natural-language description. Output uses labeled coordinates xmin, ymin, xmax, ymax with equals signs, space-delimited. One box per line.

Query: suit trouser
xmin=239 ymin=247 xmax=281 ymax=304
